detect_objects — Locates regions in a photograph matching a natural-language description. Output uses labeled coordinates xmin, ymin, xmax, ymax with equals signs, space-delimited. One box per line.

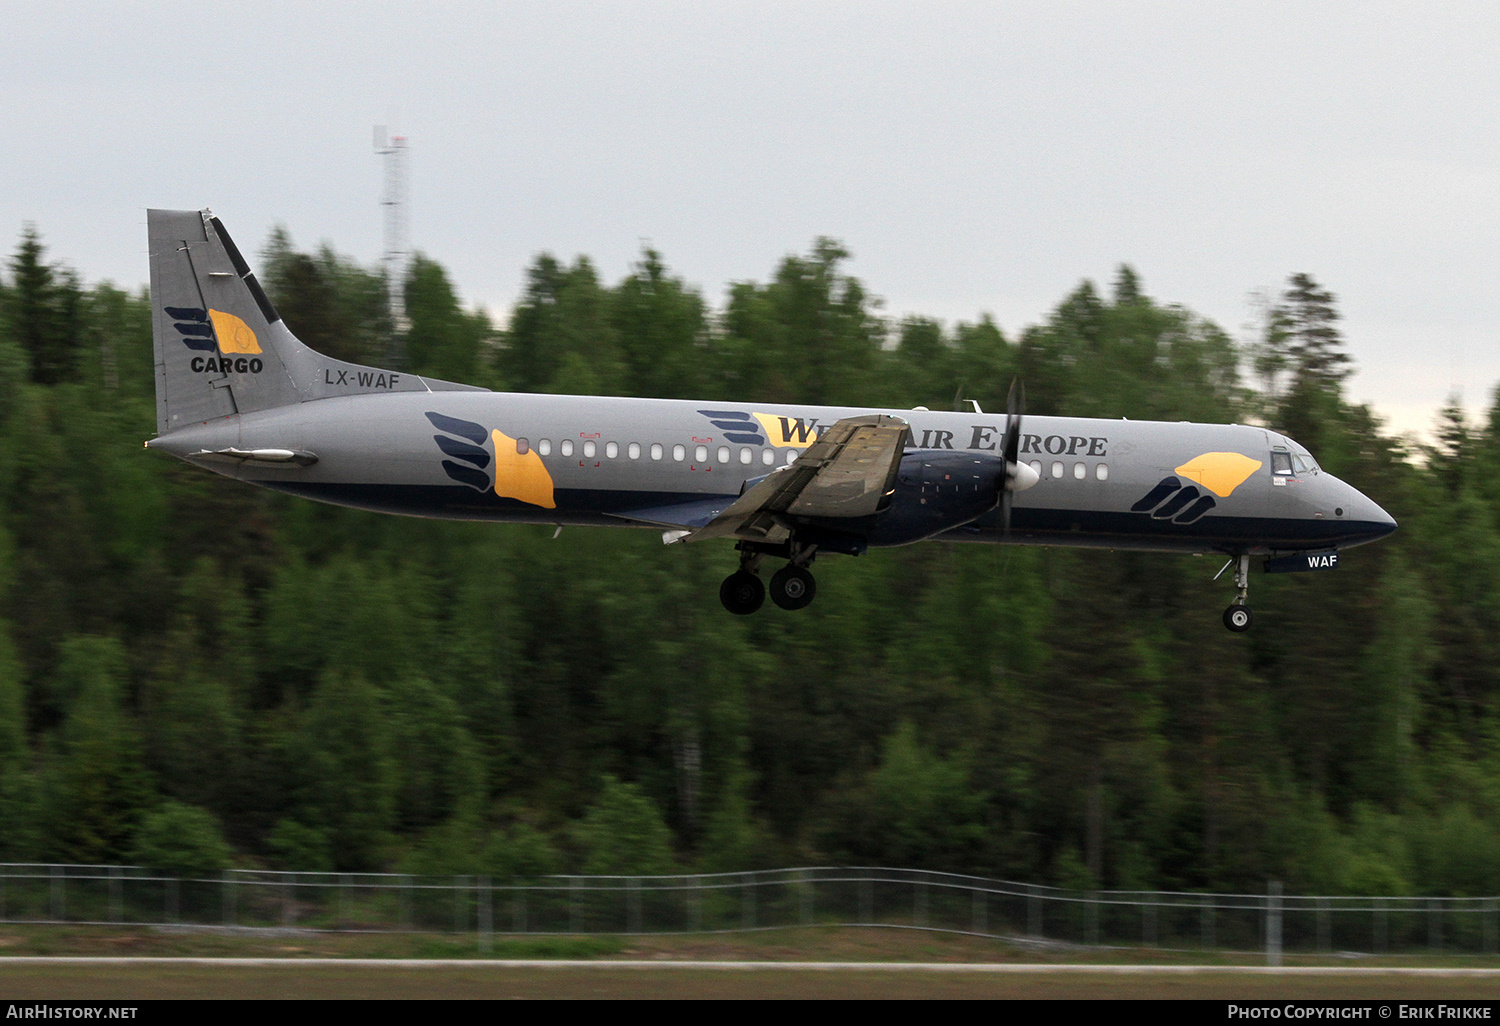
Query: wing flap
xmin=687 ymin=414 xmax=909 ymax=543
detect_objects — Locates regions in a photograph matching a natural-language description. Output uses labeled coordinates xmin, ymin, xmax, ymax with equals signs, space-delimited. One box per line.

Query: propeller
xmin=1000 ymin=379 xmax=1036 ymax=535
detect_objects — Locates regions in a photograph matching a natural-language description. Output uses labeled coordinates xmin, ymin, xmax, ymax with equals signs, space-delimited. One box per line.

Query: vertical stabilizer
xmin=148 ymin=208 xmax=485 ymax=437
xmin=149 ymin=209 xmax=302 ymax=433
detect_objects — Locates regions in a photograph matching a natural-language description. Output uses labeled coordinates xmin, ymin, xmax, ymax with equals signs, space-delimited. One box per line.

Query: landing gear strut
xmin=1216 ymin=554 xmax=1253 ymax=632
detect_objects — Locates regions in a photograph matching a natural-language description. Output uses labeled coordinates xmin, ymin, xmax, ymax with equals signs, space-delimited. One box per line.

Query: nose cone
xmin=1335 ymin=480 xmax=1397 ymax=547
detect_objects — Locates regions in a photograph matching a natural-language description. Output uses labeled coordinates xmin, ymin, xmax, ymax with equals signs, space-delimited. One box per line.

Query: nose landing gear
xmin=1216 ymin=554 xmax=1253 ymax=632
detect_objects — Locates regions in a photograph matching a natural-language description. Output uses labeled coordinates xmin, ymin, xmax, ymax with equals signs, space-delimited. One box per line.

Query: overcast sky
xmin=5 ymin=1 xmax=1497 ymax=440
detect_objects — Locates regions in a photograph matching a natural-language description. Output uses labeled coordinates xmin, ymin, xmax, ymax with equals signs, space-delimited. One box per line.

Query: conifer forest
xmin=0 ymin=223 xmax=1493 ymax=897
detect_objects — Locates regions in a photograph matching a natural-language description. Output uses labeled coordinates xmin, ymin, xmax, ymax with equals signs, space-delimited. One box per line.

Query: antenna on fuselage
xmin=952 ymin=386 xmax=983 ymax=414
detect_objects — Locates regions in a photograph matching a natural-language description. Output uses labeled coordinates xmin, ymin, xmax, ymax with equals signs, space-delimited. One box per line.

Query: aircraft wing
xmin=686 ymin=414 xmax=910 ymax=544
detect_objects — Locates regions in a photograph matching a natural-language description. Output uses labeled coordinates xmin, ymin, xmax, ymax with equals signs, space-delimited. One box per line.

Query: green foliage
xmin=40 ymin=637 xmax=154 ymax=862
xmin=260 ymin=229 xmax=392 ymax=367
xmin=131 ymin=801 xmax=233 ymax=877
xmin=5 ymin=226 xmax=81 ymax=385
xmin=268 ymin=818 xmax=334 ymax=872
xmin=1016 ymin=271 xmax=1242 ymax=420
xmin=504 ymin=254 xmax=622 ymax=394
xmin=5 ymin=217 xmax=1500 ymax=902
xmin=484 ymin=822 xmax=561 ymax=880
xmin=299 ymin=668 xmax=397 ymax=871
xmin=722 ymin=238 xmax=882 ymax=406
xmin=612 ymin=249 xmax=710 ymax=399
xmin=576 ymin=776 xmax=676 ymax=875
xmin=1407 ymin=805 xmax=1500 ymax=897
xmin=385 ymin=674 xmax=484 ymax=831
xmin=819 ymin=721 xmax=988 ymax=871
xmin=0 ymin=621 xmax=38 ymax=860
xmin=397 ymin=814 xmax=484 ymax=877
xmin=404 ymin=255 xmax=493 ymax=383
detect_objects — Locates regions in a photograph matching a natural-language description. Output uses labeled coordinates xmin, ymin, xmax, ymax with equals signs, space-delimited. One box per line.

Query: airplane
xmin=143 ymin=209 xmax=1397 ymax=631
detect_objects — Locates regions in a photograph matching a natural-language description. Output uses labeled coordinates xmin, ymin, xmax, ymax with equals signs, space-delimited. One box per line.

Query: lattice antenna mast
xmin=374 ymin=127 xmax=410 ymax=361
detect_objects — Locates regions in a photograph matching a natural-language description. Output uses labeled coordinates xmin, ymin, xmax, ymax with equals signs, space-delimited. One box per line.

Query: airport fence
xmin=1 ymin=863 xmax=1496 ymax=961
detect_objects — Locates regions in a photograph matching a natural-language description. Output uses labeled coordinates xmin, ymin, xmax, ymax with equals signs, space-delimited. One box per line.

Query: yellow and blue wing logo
xmin=426 ymin=412 xmax=556 ymax=509
xmin=165 ymin=307 xmax=262 ymax=354
xmin=1131 ymin=452 xmax=1262 ymax=524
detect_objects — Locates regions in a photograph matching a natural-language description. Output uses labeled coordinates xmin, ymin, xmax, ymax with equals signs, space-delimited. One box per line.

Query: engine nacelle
xmin=859 ymin=450 xmax=1008 ymax=546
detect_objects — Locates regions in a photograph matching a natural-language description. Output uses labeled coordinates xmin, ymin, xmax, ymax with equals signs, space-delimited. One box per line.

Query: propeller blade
xmin=1001 ymin=380 xmax=1025 ymax=536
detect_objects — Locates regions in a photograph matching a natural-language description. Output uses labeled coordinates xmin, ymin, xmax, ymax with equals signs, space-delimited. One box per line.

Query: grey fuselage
xmin=147 ymin=391 xmax=1397 ymax=557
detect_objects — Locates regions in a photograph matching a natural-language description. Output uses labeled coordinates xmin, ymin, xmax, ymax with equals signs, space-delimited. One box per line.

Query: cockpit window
xmin=1271 ymin=452 xmax=1294 ymax=476
xmin=1293 ymin=454 xmax=1317 ymax=474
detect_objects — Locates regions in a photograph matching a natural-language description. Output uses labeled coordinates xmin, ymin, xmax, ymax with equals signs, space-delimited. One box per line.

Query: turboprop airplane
xmin=143 ymin=209 xmax=1396 ymax=631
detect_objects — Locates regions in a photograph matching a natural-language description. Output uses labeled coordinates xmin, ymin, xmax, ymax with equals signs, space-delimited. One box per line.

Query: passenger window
xmin=583 ymin=440 xmax=597 ymax=458
xmin=1051 ymin=461 xmax=1064 ymax=480
xmin=1029 ymin=460 xmax=1042 ymax=476
xmin=740 ymin=447 xmax=752 ymax=465
xmin=1096 ymin=463 xmax=1108 ymax=481
xmin=1272 ymin=452 xmax=1293 ymax=475
xmin=561 ymin=439 xmax=574 ymax=457
xmin=605 ymin=441 xmax=618 ymax=459
xmin=762 ymin=449 xmax=775 ymax=466
xmin=516 ymin=437 xmax=529 ymax=455
xmin=672 ymin=444 xmax=685 ymax=462
xmin=695 ymin=445 xmax=708 ymax=462
xmin=717 ymin=446 xmax=730 ymax=463
xmin=651 ymin=443 xmax=663 ymax=460
xmin=1073 ymin=462 xmax=1085 ymax=480
xmin=538 ymin=439 xmax=552 ymax=456
xmin=785 ymin=450 xmax=798 ymax=465
xmin=628 ymin=442 xmax=641 ymax=460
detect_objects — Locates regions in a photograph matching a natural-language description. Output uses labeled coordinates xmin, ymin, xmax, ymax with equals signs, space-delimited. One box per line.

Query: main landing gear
xmin=1216 ymin=553 xmax=1253 ymax=632
xmin=719 ymin=569 xmax=765 ymax=615
xmin=719 ymin=542 xmax=819 ymax=615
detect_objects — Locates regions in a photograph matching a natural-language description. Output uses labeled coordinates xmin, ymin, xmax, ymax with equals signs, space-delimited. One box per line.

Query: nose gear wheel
xmin=1214 ymin=554 xmax=1253 ymax=632
xmin=1223 ymin=604 xmax=1252 ymax=632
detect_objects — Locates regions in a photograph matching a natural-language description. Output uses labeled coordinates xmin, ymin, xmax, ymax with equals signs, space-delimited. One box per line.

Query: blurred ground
xmin=2 ymin=925 xmax=1500 ymax=998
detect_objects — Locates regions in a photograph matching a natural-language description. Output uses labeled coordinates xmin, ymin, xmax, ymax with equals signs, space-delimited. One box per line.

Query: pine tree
xmin=1278 ymin=273 xmax=1351 ymax=389
xmin=6 ymin=227 xmax=80 ymax=385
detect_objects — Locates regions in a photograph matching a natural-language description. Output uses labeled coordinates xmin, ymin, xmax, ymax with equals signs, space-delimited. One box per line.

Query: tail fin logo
xmin=426 ymin=412 xmax=556 ymax=509
xmin=166 ymin=307 xmax=217 ymax=352
xmin=165 ymin=306 xmax=264 ymax=372
xmin=207 ymin=310 xmax=262 ymax=354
